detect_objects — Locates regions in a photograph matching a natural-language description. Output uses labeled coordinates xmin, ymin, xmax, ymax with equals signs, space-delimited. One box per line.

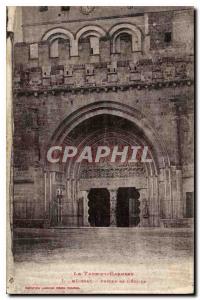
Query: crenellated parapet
xmin=13 ymin=56 xmax=194 ymax=95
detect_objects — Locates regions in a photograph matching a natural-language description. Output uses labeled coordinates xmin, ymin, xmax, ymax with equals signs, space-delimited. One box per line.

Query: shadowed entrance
xmin=117 ymin=187 xmax=140 ymax=227
xmin=88 ymin=188 xmax=110 ymax=227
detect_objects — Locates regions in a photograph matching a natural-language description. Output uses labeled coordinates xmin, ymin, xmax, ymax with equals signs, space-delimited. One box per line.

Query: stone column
xmin=83 ymin=191 xmax=90 ymax=227
xmin=147 ymin=175 xmax=160 ymax=227
xmin=174 ymin=169 xmax=183 ymax=219
xmin=43 ymin=171 xmax=50 ymax=228
xmin=109 ymin=189 xmax=117 ymax=227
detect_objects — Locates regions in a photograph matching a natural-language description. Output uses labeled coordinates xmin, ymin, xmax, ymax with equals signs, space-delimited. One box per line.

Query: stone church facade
xmin=12 ymin=6 xmax=194 ymax=228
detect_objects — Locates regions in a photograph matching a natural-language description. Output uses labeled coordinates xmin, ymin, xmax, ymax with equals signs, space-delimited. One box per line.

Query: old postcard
xmin=7 ymin=6 xmax=194 ymax=294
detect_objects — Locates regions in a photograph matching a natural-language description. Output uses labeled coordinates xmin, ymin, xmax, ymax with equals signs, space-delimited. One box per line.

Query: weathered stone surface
xmin=13 ymin=7 xmax=194 ymax=228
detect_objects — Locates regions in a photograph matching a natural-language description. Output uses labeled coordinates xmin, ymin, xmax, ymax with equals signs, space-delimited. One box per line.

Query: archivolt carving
xmin=79 ymin=165 xmax=146 ymax=179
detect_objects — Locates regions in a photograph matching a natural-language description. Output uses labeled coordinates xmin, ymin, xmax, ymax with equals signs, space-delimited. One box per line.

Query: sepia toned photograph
xmin=6 ymin=6 xmax=194 ymax=294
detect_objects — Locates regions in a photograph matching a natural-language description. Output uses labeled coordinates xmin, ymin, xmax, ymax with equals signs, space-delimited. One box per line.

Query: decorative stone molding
xmin=109 ymin=189 xmax=118 ymax=226
xmin=13 ymin=57 xmax=194 ymax=95
xmin=81 ymin=191 xmax=90 ymax=226
xmin=80 ymin=165 xmax=146 ymax=179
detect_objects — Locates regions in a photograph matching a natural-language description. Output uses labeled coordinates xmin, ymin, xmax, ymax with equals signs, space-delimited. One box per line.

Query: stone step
xmin=161 ymin=218 xmax=194 ymax=228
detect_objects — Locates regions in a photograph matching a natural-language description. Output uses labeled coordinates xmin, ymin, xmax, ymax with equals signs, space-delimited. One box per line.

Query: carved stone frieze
xmin=13 ymin=57 xmax=194 ymax=95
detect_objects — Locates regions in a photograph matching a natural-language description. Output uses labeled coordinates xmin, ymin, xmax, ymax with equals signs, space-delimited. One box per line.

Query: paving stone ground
xmin=10 ymin=228 xmax=194 ymax=294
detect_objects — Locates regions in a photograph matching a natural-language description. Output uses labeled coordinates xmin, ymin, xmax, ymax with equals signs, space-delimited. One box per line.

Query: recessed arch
xmin=42 ymin=27 xmax=74 ymax=42
xmin=46 ymin=101 xmax=170 ymax=171
xmin=109 ymin=23 xmax=142 ymax=53
xmin=113 ymin=29 xmax=134 ymax=53
xmin=47 ymin=34 xmax=70 ymax=44
xmin=48 ymin=36 xmax=70 ymax=58
xmin=75 ymin=25 xmax=107 ymax=56
xmin=76 ymin=25 xmax=106 ymax=41
xmin=80 ymin=32 xmax=102 ymax=39
xmin=45 ymin=102 xmax=170 ymax=227
xmin=42 ymin=27 xmax=76 ymax=56
xmin=67 ymin=125 xmax=156 ymax=180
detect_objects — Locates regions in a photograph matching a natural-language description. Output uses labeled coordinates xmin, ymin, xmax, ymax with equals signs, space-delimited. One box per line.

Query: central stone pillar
xmin=109 ymin=189 xmax=117 ymax=227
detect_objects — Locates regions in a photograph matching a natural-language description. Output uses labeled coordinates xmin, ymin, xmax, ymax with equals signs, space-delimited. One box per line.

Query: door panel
xmin=88 ymin=188 xmax=110 ymax=227
xmin=117 ymin=187 xmax=140 ymax=227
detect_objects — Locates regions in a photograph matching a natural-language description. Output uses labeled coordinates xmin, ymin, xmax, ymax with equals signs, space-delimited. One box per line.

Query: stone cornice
xmin=13 ymin=79 xmax=193 ymax=97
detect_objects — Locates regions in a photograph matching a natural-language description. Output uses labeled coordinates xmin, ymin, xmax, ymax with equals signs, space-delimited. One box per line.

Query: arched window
xmin=109 ymin=23 xmax=142 ymax=54
xmin=78 ymin=35 xmax=100 ymax=59
xmin=50 ymin=39 xmax=59 ymax=58
xmin=76 ymin=26 xmax=106 ymax=57
xmin=115 ymin=32 xmax=132 ymax=55
xmin=78 ymin=37 xmax=91 ymax=60
xmin=49 ymin=38 xmax=70 ymax=59
xmin=42 ymin=28 xmax=75 ymax=57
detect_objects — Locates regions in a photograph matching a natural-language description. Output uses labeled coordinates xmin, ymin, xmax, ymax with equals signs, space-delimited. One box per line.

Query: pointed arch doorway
xmin=45 ymin=101 xmax=171 ymax=228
